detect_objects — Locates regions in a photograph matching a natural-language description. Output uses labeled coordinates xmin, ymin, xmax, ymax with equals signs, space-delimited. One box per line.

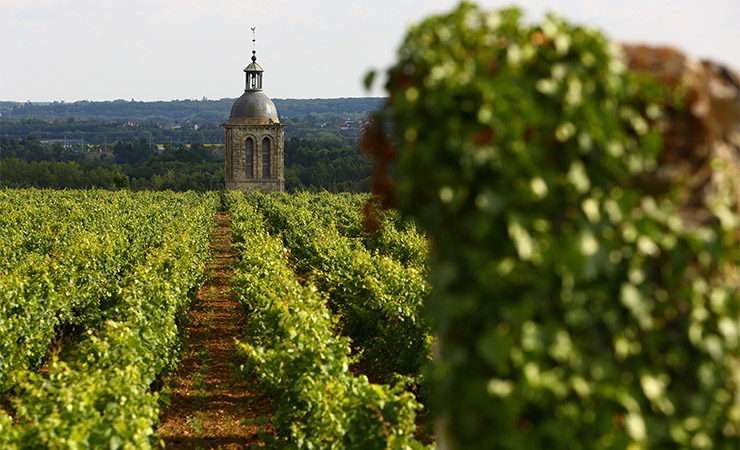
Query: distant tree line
xmin=0 ymin=97 xmax=384 ymax=123
xmin=1 ymin=135 xmax=371 ymax=193
xmin=0 ymin=115 xmax=365 ymax=145
xmin=0 ymin=118 xmax=224 ymax=145
xmin=284 ymin=137 xmax=372 ymax=192
xmin=0 ymin=97 xmax=377 ymax=192
xmin=1 ymin=136 xmax=223 ymax=191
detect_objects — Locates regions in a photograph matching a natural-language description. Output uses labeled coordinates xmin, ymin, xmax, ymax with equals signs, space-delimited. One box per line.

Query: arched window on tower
xmin=262 ymin=137 xmax=271 ymax=178
xmin=245 ymin=137 xmax=254 ymax=178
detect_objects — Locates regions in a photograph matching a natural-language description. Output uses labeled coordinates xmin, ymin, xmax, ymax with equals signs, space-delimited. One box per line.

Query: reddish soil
xmin=156 ymin=214 xmax=274 ymax=449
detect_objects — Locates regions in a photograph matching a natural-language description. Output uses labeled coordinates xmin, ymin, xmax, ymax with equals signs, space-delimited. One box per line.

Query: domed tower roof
xmin=230 ymin=91 xmax=278 ymax=120
xmin=229 ymin=32 xmax=279 ymax=123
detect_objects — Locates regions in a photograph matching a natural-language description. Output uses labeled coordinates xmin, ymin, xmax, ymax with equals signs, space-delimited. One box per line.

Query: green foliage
xmin=113 ymin=137 xmax=155 ymax=165
xmin=251 ymin=192 xmax=431 ymax=380
xmin=0 ymin=190 xmax=157 ymax=391
xmin=0 ymin=137 xmax=226 ymax=192
xmin=226 ymin=192 xmax=427 ymax=449
xmin=370 ymin=2 xmax=739 ymax=449
xmin=285 ymin=137 xmax=373 ymax=193
xmin=0 ymin=98 xmax=380 ymax=150
xmin=1 ymin=135 xmax=372 ymax=193
xmin=0 ymin=189 xmax=218 ymax=448
xmin=0 ymin=98 xmax=383 ymax=123
xmin=275 ymin=191 xmax=428 ymax=269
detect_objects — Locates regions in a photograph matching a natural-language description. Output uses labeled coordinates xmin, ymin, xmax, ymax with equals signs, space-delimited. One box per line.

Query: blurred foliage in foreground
xmin=364 ymin=2 xmax=739 ymax=449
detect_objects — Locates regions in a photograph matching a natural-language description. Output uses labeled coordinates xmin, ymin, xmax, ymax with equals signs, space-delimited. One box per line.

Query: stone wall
xmin=226 ymin=178 xmax=284 ymax=193
xmin=623 ymin=45 xmax=740 ymax=224
xmin=224 ymin=121 xmax=285 ymax=193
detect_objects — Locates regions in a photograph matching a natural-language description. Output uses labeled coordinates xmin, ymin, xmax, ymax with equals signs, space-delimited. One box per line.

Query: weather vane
xmin=251 ymin=27 xmax=256 ymax=53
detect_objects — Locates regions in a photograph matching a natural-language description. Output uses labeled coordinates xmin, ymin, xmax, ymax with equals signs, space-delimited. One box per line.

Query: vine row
xmin=0 ymin=190 xmax=218 ymax=448
xmin=250 ymin=192 xmax=431 ymax=381
xmin=227 ymin=191 xmax=428 ymax=449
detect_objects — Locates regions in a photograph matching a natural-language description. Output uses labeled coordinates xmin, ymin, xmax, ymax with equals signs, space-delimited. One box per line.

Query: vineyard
xmin=0 ymin=189 xmax=219 ymax=447
xmin=2 ymin=2 xmax=739 ymax=449
xmin=0 ymin=189 xmax=434 ymax=449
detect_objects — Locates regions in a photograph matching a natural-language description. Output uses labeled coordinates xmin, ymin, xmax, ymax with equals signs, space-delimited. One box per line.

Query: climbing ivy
xmin=366 ymin=2 xmax=739 ymax=449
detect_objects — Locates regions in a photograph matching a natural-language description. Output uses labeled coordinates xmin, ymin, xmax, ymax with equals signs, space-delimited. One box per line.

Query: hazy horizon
xmin=0 ymin=96 xmax=387 ymax=104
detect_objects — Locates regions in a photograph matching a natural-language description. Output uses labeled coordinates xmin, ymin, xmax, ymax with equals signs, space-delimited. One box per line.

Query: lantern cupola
xmin=244 ymin=51 xmax=263 ymax=91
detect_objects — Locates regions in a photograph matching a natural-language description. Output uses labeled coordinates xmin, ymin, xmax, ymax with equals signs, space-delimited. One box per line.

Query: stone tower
xmin=224 ymin=38 xmax=285 ymax=193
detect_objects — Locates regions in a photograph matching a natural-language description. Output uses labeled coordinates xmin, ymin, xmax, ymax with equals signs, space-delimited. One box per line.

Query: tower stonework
xmin=224 ymin=44 xmax=285 ymax=193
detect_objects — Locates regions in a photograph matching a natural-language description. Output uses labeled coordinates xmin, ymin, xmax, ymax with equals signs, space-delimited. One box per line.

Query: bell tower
xmin=223 ymin=28 xmax=285 ymax=193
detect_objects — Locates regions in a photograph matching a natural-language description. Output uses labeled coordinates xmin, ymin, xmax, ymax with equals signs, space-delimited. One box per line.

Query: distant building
xmin=223 ymin=37 xmax=285 ymax=193
xmin=41 ymin=138 xmax=84 ymax=148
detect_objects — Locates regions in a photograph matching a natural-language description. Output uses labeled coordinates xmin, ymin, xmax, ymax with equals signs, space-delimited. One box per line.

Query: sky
xmin=1 ymin=0 xmax=738 ymax=102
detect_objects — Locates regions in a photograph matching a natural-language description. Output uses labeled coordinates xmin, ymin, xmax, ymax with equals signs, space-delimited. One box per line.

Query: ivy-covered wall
xmin=365 ymin=3 xmax=739 ymax=449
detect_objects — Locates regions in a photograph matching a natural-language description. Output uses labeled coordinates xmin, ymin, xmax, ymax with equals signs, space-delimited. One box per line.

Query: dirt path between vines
xmin=156 ymin=213 xmax=274 ymax=449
